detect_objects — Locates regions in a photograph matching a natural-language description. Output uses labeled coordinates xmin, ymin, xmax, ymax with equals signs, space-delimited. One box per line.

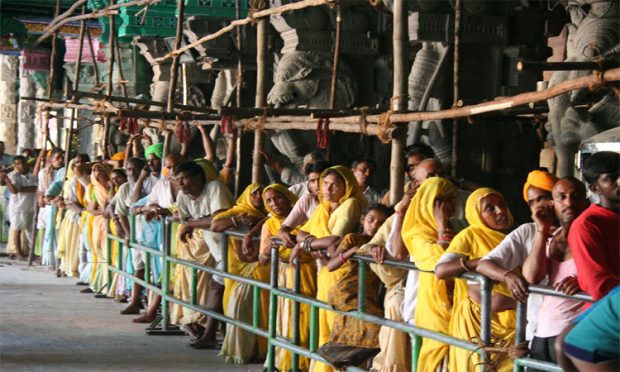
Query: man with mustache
xmin=568 ymin=151 xmax=619 ymax=302
xmin=522 ymin=177 xmax=589 ymax=365
xmin=351 ymin=158 xmax=382 ymax=205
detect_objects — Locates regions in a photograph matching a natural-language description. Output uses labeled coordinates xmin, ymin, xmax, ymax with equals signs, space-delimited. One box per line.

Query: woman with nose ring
xmin=435 ymin=188 xmax=516 ymax=372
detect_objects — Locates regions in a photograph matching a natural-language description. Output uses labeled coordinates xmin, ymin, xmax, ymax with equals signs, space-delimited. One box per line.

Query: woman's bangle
xmin=459 ymin=257 xmax=470 ymax=272
xmin=231 ymin=216 xmax=237 ymax=227
xmin=303 ymin=236 xmax=314 ymax=252
xmin=338 ymin=253 xmax=347 ymax=264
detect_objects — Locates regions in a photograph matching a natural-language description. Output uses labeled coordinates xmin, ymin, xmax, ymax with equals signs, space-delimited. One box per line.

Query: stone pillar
xmin=0 ymin=55 xmax=19 ymax=154
xmin=17 ymin=56 xmax=37 ymax=152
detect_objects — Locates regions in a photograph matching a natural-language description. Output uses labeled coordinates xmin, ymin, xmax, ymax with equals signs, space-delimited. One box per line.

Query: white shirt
xmin=480 ymin=222 xmax=543 ymax=340
xmin=8 ymin=171 xmax=37 ymax=215
xmin=393 ymin=214 xmax=420 ymax=325
xmin=288 ymin=181 xmax=308 ymax=199
xmin=147 ymin=178 xmax=175 ymax=209
xmin=177 ymin=180 xmax=233 ymax=263
xmin=112 ymin=181 xmax=134 ymax=216
xmin=142 ymin=174 xmax=159 ymax=196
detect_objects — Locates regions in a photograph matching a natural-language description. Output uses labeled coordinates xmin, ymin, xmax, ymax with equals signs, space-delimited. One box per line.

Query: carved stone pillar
xmin=0 ymin=55 xmax=19 ymax=154
xmin=17 ymin=56 xmax=37 ymax=152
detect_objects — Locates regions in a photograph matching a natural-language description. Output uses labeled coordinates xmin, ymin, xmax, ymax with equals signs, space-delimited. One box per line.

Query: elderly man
xmin=123 ymin=153 xmax=183 ymax=322
xmin=175 ymin=161 xmax=233 ymax=349
xmin=129 ymin=142 xmax=163 ymax=204
xmin=477 ymin=169 xmax=558 ymax=340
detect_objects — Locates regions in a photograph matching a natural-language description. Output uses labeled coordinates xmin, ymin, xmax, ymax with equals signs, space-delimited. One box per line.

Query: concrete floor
xmin=0 ymin=256 xmax=263 ymax=372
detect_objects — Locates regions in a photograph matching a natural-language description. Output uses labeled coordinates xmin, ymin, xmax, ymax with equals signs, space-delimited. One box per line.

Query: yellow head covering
xmin=90 ymin=162 xmax=112 ymax=207
xmin=301 ymin=166 xmax=366 ymax=238
xmin=194 ymin=158 xmax=219 ymax=182
xmin=522 ymin=170 xmax=557 ymax=202
xmin=262 ymin=184 xmax=301 ymax=261
xmin=319 ymin=165 xmax=367 ymax=210
xmin=213 ymin=182 xmax=267 ymax=221
xmin=448 ymin=187 xmax=514 ymax=298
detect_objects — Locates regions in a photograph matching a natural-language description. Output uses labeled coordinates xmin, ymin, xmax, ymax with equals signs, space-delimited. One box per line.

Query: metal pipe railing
xmin=103 ymin=215 xmax=596 ymax=372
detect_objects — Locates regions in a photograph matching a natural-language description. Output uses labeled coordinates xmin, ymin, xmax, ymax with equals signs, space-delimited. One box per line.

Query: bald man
xmin=122 ymin=152 xmax=183 ymax=320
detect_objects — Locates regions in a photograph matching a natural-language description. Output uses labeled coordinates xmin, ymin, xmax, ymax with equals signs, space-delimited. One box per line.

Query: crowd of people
xmin=0 ymin=134 xmax=618 ymax=372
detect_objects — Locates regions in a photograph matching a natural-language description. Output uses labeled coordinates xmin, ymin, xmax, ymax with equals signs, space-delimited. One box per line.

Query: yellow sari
xmin=445 ymin=188 xmax=515 ymax=372
xmin=300 ymin=166 xmax=366 ymax=372
xmin=258 ymin=184 xmax=314 ymax=371
xmin=89 ymin=163 xmax=112 ymax=294
xmin=57 ymin=160 xmax=86 ymax=277
xmin=401 ymin=177 xmax=458 ymax=372
xmin=214 ymin=183 xmax=269 ymax=364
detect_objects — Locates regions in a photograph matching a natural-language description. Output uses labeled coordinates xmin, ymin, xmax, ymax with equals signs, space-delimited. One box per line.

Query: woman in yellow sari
xmin=88 ymin=163 xmax=113 ymax=293
xmin=257 ymin=184 xmax=307 ymax=371
xmin=290 ymin=165 xmax=366 ymax=372
xmin=57 ymin=155 xmax=88 ymax=277
xmin=210 ymin=182 xmax=268 ymax=364
xmin=401 ymin=177 xmax=458 ymax=372
xmin=435 ymin=188 xmax=515 ymax=372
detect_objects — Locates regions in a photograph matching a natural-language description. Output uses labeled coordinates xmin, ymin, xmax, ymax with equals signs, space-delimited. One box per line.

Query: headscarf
xmin=262 ymin=183 xmax=300 ymax=260
xmin=144 ymin=143 xmax=164 ymax=159
xmin=111 ymin=152 xmax=125 ymax=161
xmin=301 ymin=165 xmax=366 ymax=238
xmin=401 ymin=177 xmax=458 ymax=270
xmin=522 ymin=170 xmax=557 ymax=202
xmin=447 ymin=187 xmax=514 ymax=298
xmin=195 ymin=158 xmax=220 ymax=182
xmin=213 ymin=182 xmax=267 ymax=221
xmin=90 ymin=162 xmax=112 ymax=207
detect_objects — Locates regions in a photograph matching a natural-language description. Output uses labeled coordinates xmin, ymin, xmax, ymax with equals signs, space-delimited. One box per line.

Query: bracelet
xmin=304 ymin=236 xmax=314 ymax=252
xmin=231 ymin=216 xmax=237 ymax=227
xmin=459 ymin=258 xmax=470 ymax=272
xmin=338 ymin=253 xmax=347 ymax=264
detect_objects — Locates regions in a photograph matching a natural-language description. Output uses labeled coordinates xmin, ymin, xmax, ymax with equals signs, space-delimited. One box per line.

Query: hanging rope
xmin=358 ymin=106 xmax=370 ymax=136
xmin=316 ymin=117 xmax=331 ymax=149
xmin=244 ymin=107 xmax=268 ymax=131
xmin=376 ymin=110 xmax=393 ymax=144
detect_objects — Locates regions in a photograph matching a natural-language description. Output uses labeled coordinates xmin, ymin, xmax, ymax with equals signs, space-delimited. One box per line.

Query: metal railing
xmin=104 ymin=216 xmax=594 ymax=372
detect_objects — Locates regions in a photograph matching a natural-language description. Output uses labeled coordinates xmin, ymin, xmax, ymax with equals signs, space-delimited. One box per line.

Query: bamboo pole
xmin=153 ymin=0 xmax=333 ymax=64
xmin=329 ymin=4 xmax=342 ymax=110
xmin=234 ymin=0 xmax=244 ymax=196
xmin=63 ymin=5 xmax=88 ymax=178
xmin=102 ymin=0 xmax=116 ymax=158
xmin=85 ymin=29 xmax=101 ymax=91
xmin=252 ymin=18 xmax=268 ymax=183
xmin=389 ymin=0 xmax=408 ymax=205
xmin=68 ymin=90 xmax=218 ymax=113
xmin=114 ymin=35 xmax=129 ymax=101
xmin=451 ymin=0 xmax=461 ymax=178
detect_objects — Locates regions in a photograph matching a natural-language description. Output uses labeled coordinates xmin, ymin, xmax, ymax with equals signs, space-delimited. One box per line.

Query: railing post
xmin=252 ymin=284 xmax=260 ymax=328
xmin=513 ymin=299 xmax=528 ymax=372
xmin=479 ymin=275 xmax=492 ymax=371
xmin=309 ymin=305 xmax=319 ymax=352
xmin=267 ymin=245 xmax=279 ymax=370
xmin=357 ymin=260 xmax=367 ymax=313
xmin=161 ymin=218 xmax=170 ymax=331
xmin=411 ymin=334 xmax=422 ymax=372
xmin=221 ymin=232 xmax=229 ymax=274
xmin=291 ymin=257 xmax=301 ymax=371
xmin=106 ymin=224 xmax=112 ymax=291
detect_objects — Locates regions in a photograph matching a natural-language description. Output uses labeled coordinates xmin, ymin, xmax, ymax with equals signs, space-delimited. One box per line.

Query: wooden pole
xmin=113 ymin=35 xmax=129 ymax=101
xmin=389 ymin=0 xmax=408 ymax=205
xmin=63 ymin=5 xmax=88 ymax=177
xmin=85 ymin=28 xmax=101 ymax=92
xmin=451 ymin=0 xmax=461 ymax=178
xmin=329 ymin=4 xmax=342 ymax=110
xmin=252 ymin=18 xmax=268 ymax=184
xmin=234 ymin=0 xmax=244 ymax=196
xmin=102 ymin=0 xmax=116 ymax=158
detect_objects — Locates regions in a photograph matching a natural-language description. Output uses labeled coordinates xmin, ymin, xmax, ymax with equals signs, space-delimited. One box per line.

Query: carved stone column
xmin=17 ymin=56 xmax=37 ymax=152
xmin=0 ymin=55 xmax=19 ymax=154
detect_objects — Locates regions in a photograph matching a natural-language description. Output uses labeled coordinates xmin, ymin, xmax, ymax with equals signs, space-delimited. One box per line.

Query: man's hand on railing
xmin=554 ymin=275 xmax=581 ymax=296
xmin=367 ymin=244 xmax=386 ymax=264
xmin=179 ymin=224 xmax=194 ymax=243
xmin=504 ymin=271 xmax=529 ymax=302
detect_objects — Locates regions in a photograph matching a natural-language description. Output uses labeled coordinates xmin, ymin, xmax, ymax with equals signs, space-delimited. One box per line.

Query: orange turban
xmin=111 ymin=152 xmax=125 ymax=161
xmin=522 ymin=170 xmax=557 ymax=201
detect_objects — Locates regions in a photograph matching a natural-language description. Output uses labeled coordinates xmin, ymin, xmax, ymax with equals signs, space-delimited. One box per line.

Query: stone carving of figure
xmin=546 ymin=0 xmax=619 ymax=176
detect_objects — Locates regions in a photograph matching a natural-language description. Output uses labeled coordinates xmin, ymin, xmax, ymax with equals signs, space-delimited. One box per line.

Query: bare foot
xmin=180 ymin=323 xmax=205 ymax=340
xmin=187 ymin=335 xmax=218 ymax=349
xmin=120 ymin=303 xmax=142 ymax=315
xmin=132 ymin=314 xmax=156 ymax=323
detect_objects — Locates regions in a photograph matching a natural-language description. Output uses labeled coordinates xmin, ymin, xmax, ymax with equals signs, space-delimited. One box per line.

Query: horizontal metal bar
xmin=107 ymin=234 xmax=163 ymax=257
xmin=165 ymin=296 xmax=269 ymax=339
xmin=528 ymin=284 xmax=593 ymax=302
xmin=165 ymin=256 xmax=272 ymax=291
xmin=108 ymin=265 xmax=162 ymax=294
xmin=514 ymin=357 xmax=563 ymax=372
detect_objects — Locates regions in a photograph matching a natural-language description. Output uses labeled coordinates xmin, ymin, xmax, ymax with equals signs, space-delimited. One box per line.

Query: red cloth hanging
xmin=316 ymin=117 xmax=331 ymax=149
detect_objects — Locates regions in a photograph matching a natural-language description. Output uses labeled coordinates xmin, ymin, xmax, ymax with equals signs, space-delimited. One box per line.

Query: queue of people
xmin=1 ymin=133 xmax=618 ymax=372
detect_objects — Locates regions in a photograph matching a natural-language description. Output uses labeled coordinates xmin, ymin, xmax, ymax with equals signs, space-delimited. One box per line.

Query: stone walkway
xmin=0 ymin=258 xmax=263 ymax=371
